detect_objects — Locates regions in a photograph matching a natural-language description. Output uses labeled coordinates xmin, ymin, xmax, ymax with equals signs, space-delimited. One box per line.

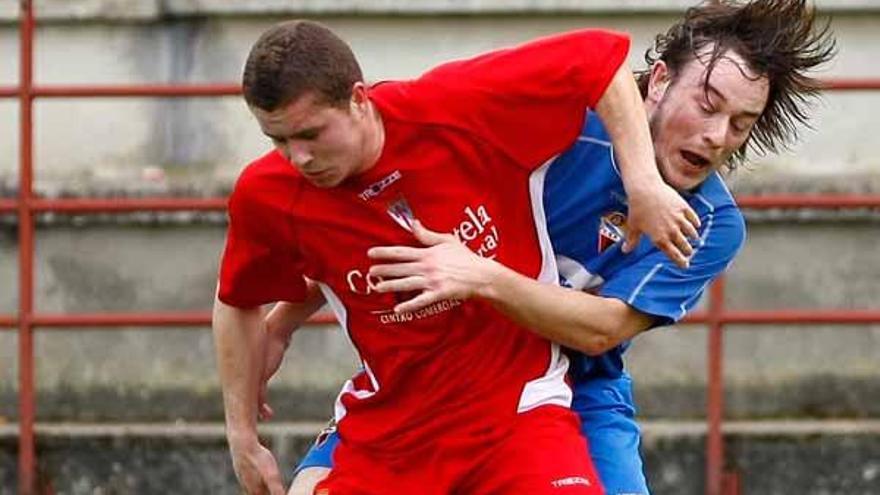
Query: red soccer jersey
xmin=219 ymin=29 xmax=629 ymax=458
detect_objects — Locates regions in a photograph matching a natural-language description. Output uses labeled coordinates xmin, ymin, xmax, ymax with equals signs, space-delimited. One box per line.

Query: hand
xmin=367 ymin=220 xmax=497 ymax=313
xmin=624 ymin=181 xmax=701 ymax=268
xmin=229 ymin=438 xmax=286 ymax=495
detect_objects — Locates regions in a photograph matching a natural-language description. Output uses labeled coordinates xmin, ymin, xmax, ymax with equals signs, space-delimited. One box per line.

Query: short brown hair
xmin=637 ymin=0 xmax=836 ymax=169
xmin=242 ymin=20 xmax=363 ymax=111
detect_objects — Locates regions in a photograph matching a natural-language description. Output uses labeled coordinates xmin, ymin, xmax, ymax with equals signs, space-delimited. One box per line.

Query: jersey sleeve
xmin=375 ymin=29 xmax=630 ymax=170
xmin=217 ymin=170 xmax=308 ymax=308
xmin=599 ymin=207 xmax=746 ymax=326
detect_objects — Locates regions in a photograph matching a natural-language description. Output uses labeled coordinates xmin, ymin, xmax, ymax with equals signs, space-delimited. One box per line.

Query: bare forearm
xmin=264 ymin=280 xmax=326 ymax=342
xmin=478 ymin=262 xmax=652 ymax=355
xmin=212 ymin=297 xmax=266 ymax=444
xmin=595 ymin=64 xmax=663 ymax=195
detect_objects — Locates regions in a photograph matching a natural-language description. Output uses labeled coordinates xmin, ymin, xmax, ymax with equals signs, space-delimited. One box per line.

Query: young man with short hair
xmin=214 ymin=18 xmax=702 ymax=495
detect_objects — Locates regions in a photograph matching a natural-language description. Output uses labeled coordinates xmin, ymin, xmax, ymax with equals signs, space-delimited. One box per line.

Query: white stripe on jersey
xmin=518 ymin=158 xmax=573 ymax=413
xmin=318 ymin=282 xmax=380 ymax=423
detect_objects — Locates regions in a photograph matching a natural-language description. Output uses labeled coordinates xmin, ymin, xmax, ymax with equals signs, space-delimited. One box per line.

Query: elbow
xmin=569 ymin=321 xmax=618 ymax=356
xmin=577 ymin=334 xmax=616 ymax=357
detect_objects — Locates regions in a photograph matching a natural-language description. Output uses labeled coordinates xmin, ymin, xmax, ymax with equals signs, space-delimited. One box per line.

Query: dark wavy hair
xmin=637 ymin=0 xmax=837 ymax=169
xmin=243 ymin=20 xmax=363 ymax=111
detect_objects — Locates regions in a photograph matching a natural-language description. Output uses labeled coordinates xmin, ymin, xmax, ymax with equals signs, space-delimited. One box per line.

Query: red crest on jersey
xmin=598 ymin=211 xmax=627 ymax=253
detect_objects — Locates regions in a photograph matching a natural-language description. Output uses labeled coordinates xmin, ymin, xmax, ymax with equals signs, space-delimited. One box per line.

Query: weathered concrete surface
xmin=2 ymin=0 xmax=878 ymax=21
xmin=1 ymin=220 xmax=879 ymax=422
xmin=1 ymin=12 xmax=879 ymax=189
xmin=2 ymin=422 xmax=880 ymax=495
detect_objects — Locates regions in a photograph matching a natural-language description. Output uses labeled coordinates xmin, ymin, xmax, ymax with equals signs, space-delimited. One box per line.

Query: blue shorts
xmin=296 ymin=374 xmax=649 ymax=495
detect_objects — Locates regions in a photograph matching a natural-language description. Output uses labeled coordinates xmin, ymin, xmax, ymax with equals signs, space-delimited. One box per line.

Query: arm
xmin=479 ymin=264 xmax=654 ymax=356
xmin=213 ymin=296 xmax=285 ymax=495
xmin=390 ymin=30 xmax=698 ymax=266
xmin=595 ymin=65 xmax=701 ymax=267
xmin=369 ymin=209 xmax=745 ymax=352
xmin=368 ymin=221 xmax=651 ymax=355
xmin=257 ymin=281 xmax=326 ymax=420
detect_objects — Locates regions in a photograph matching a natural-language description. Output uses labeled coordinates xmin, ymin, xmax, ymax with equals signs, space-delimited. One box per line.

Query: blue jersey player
xmin=265 ymin=1 xmax=834 ymax=493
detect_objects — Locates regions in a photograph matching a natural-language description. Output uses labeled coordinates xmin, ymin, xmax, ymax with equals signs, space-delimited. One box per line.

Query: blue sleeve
xmin=599 ymin=206 xmax=746 ymax=326
xmin=294 ymin=424 xmax=339 ymax=473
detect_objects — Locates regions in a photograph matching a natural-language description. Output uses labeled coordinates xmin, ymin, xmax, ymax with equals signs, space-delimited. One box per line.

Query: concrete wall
xmin=1 ymin=218 xmax=878 ymax=422
xmin=0 ymin=3 xmax=879 ymax=192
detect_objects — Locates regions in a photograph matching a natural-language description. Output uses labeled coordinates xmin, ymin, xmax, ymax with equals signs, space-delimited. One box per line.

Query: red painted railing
xmin=3 ymin=2 xmax=880 ymax=494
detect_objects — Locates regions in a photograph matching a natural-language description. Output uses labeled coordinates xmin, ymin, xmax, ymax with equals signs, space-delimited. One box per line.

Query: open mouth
xmin=681 ymin=150 xmax=711 ymax=169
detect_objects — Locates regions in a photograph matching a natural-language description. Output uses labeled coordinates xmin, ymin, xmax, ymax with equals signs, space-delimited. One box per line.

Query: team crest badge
xmin=598 ymin=211 xmax=627 ymax=253
xmin=386 ymin=195 xmax=416 ymax=232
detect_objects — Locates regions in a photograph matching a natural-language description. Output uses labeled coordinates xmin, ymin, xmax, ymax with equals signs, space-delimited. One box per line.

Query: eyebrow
xmin=263 ymin=126 xmax=322 ymax=141
xmin=705 ymin=82 xmax=762 ymax=119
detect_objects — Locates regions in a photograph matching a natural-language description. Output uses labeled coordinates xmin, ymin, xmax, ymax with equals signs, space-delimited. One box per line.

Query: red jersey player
xmin=214 ymin=20 xmax=700 ymax=495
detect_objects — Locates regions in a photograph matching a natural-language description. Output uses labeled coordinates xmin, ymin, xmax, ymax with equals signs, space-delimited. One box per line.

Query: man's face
xmin=251 ymin=89 xmax=370 ymax=188
xmin=646 ymin=49 xmax=769 ymax=191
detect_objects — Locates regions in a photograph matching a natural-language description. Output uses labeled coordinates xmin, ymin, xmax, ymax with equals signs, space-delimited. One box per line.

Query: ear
xmin=646 ymin=61 xmax=671 ymax=105
xmin=350 ymin=82 xmax=369 ymax=114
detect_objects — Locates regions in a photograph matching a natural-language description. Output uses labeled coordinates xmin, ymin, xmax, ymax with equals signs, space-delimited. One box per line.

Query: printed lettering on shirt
xmin=452 ymin=204 xmax=500 ymax=259
xmin=598 ymin=211 xmax=627 ymax=253
xmin=360 ymin=170 xmax=402 ymax=201
xmin=347 ymin=201 xmax=501 ymax=326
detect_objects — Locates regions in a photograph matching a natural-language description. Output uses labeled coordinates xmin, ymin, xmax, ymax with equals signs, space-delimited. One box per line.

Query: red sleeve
xmin=217 ymin=164 xmax=308 ymax=308
xmin=371 ymin=29 xmax=630 ymax=169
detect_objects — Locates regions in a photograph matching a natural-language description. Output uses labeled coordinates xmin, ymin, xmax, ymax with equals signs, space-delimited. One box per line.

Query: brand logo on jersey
xmin=550 ymin=476 xmax=592 ymax=488
xmin=359 ymin=170 xmax=402 ymax=201
xmin=598 ymin=211 xmax=627 ymax=253
xmin=386 ymin=195 xmax=416 ymax=232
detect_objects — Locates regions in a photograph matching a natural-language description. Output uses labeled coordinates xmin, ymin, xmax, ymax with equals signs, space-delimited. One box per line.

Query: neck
xmin=359 ymin=100 xmax=385 ymax=173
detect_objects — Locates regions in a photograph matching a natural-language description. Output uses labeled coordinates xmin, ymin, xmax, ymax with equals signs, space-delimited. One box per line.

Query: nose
xmin=702 ymin=116 xmax=728 ymax=149
xmin=285 ymin=140 xmax=313 ymax=166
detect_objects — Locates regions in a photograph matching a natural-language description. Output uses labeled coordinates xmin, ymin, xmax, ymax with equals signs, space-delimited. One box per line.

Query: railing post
xmin=18 ymin=0 xmax=37 ymax=494
xmin=705 ymin=278 xmax=726 ymax=495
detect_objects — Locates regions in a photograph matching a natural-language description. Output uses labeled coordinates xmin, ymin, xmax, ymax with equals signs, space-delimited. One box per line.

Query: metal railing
xmin=3 ymin=2 xmax=880 ymax=494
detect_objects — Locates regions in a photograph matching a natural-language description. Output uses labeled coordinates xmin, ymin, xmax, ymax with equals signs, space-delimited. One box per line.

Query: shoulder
xmin=230 ymin=150 xmax=299 ymax=210
xmin=227 ymin=151 xmax=302 ymax=246
xmin=689 ymin=175 xmax=746 ymax=258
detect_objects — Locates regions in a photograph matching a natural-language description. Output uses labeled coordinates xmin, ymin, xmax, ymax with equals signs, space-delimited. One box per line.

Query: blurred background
xmin=0 ymin=1 xmax=878 ymax=494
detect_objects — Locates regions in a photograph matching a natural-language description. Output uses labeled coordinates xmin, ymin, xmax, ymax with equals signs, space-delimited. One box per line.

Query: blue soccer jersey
xmin=545 ymin=111 xmax=746 ymax=382
xmin=296 ymin=112 xmax=746 ymax=494
xmin=541 ymin=112 xmax=745 ymax=494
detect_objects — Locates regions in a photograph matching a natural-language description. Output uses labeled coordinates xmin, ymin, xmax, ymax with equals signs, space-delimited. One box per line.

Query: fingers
xmin=394 ymin=291 xmax=443 ymax=314
xmin=671 ymin=231 xmax=695 ymax=259
xmin=412 ymin=220 xmax=454 ymax=246
xmin=659 ymin=239 xmax=690 ymax=269
xmin=367 ymin=245 xmax=424 ymax=262
xmin=622 ymin=228 xmax=641 ymax=254
xmin=369 ymin=261 xmax=424 ymax=279
xmin=374 ymin=275 xmax=429 ymax=293
xmin=684 ymin=205 xmax=702 ymax=231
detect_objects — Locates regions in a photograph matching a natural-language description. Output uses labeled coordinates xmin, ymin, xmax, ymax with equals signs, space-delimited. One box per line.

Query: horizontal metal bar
xmin=736 ymin=194 xmax=880 ymax=209
xmin=684 ymin=310 xmax=880 ymax=325
xmin=821 ymin=78 xmax=880 ymax=91
xmin=0 ymin=195 xmax=878 ymax=216
xmin=2 ymin=310 xmax=878 ymax=330
xmin=28 ymin=197 xmax=227 ymax=213
xmin=0 ymin=312 xmax=338 ymax=329
xmin=36 ymin=84 xmax=241 ymax=98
